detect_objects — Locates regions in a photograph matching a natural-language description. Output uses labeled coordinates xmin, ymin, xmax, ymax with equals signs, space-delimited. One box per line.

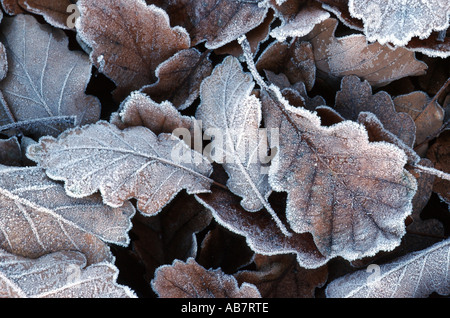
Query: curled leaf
xmin=112 ymin=91 xmax=195 ymax=136
xmin=19 ymin=0 xmax=74 ymax=29
xmin=150 ymin=0 xmax=268 ymax=50
xmin=270 ymin=4 xmax=330 ymax=42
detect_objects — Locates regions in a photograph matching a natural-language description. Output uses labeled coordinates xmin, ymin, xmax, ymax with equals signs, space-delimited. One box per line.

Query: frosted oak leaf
xmin=26 ymin=121 xmax=213 ymax=216
xmin=0 ymin=249 xmax=136 ymax=298
xmin=300 ymin=18 xmax=427 ymax=88
xmin=260 ymin=86 xmax=418 ymax=261
xmin=19 ymin=0 xmax=74 ymax=29
xmin=326 ymin=237 xmax=450 ymax=298
xmin=348 ymin=0 xmax=450 ymax=47
xmin=146 ymin=0 xmax=268 ymax=50
xmin=0 ymin=165 xmax=135 ymax=264
xmin=76 ymin=0 xmax=191 ymax=101
xmin=196 ymin=56 xmax=290 ymax=236
xmin=152 ymin=257 xmax=261 ymax=298
xmin=0 ymin=14 xmax=100 ymax=137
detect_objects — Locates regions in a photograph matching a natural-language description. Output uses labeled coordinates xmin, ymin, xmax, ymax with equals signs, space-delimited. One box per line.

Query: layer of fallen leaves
xmin=0 ymin=0 xmax=449 ymax=299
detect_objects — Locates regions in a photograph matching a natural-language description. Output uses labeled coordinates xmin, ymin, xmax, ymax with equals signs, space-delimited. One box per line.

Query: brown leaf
xmin=0 ymin=14 xmax=100 ymax=137
xmin=147 ymin=0 xmax=268 ymax=50
xmin=300 ymin=18 xmax=428 ymax=88
xmin=406 ymin=29 xmax=450 ymax=58
xmin=214 ymin=9 xmax=274 ymax=57
xmin=0 ymin=249 xmax=136 ymax=298
xmin=18 ymin=0 xmax=73 ymax=29
xmin=393 ymin=91 xmax=445 ymax=146
xmin=320 ymin=1 xmax=450 ymax=58
xmin=261 ymin=86 xmax=417 ymax=261
xmin=26 ymin=121 xmax=213 ymax=216
xmin=0 ymin=165 xmax=135 ymax=264
xmin=151 ymin=257 xmax=261 ymax=298
xmin=426 ymin=130 xmax=450 ymax=204
xmin=335 ymin=75 xmax=416 ymax=147
xmin=357 ymin=112 xmax=420 ymax=165
xmin=76 ymin=0 xmax=191 ymax=101
xmin=0 ymin=0 xmax=24 ymax=15
xmin=140 ymin=48 xmax=212 ymax=110
xmin=263 ymin=71 xmax=326 ymax=110
xmin=112 ymin=91 xmax=195 ymax=136
xmin=235 ymin=254 xmax=328 ymax=298
xmin=131 ymin=191 xmax=212 ymax=284
xmin=257 ymin=40 xmax=316 ymax=91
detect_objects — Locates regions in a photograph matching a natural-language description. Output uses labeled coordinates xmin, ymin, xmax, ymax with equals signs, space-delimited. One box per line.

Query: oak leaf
xmin=335 ymin=75 xmax=416 ymax=147
xmin=0 ymin=165 xmax=135 ymax=264
xmin=26 ymin=121 xmax=213 ymax=216
xmin=270 ymin=0 xmax=330 ymax=42
xmin=151 ymin=257 xmax=261 ymax=298
xmin=147 ymin=0 xmax=268 ymax=50
xmin=18 ymin=0 xmax=74 ymax=29
xmin=112 ymin=91 xmax=195 ymax=136
xmin=326 ymin=237 xmax=450 ymax=298
xmin=76 ymin=0 xmax=191 ymax=101
xmin=0 ymin=14 xmax=100 ymax=137
xmin=393 ymin=91 xmax=445 ymax=147
xmin=140 ymin=48 xmax=212 ymax=110
xmin=348 ymin=0 xmax=450 ymax=47
xmin=0 ymin=249 xmax=136 ymax=298
xmin=196 ymin=56 xmax=272 ymax=214
xmin=319 ymin=0 xmax=450 ymax=58
xmin=260 ymin=85 xmax=418 ymax=261
xmin=256 ymin=40 xmax=316 ymax=92
xmin=300 ymin=18 xmax=428 ymax=88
